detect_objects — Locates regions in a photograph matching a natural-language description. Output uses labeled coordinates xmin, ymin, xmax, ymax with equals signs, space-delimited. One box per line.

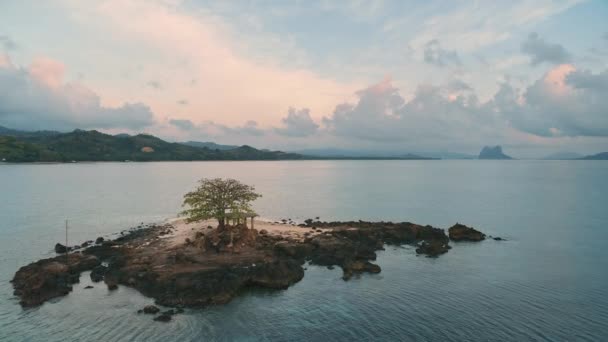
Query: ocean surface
xmin=0 ymin=160 xmax=607 ymax=341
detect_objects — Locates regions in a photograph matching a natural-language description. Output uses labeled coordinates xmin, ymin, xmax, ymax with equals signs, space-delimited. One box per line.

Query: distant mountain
xmin=414 ymin=152 xmax=476 ymax=159
xmin=578 ymin=152 xmax=608 ymax=160
xmin=292 ymin=148 xmax=451 ymax=159
xmin=543 ymin=152 xmax=583 ymax=160
xmin=0 ymin=129 xmax=304 ymax=162
xmin=0 ymin=125 xmax=61 ymax=138
xmin=478 ymin=146 xmax=513 ymax=159
xmin=181 ymin=141 xmax=238 ymax=151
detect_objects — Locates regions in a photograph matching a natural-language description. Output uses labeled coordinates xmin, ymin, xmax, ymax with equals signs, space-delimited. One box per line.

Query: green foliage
xmin=0 ymin=129 xmax=304 ymax=162
xmin=180 ymin=178 xmax=261 ymax=226
xmin=0 ymin=136 xmax=61 ymax=162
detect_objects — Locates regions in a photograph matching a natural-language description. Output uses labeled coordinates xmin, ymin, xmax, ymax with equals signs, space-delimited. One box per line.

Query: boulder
xmin=95 ymin=237 xmax=104 ymax=244
xmin=153 ymin=314 xmax=172 ymax=322
xmin=143 ymin=305 xmax=160 ymax=314
xmin=448 ymin=223 xmax=486 ymax=241
xmin=416 ymin=241 xmax=450 ymax=257
xmin=90 ymin=265 xmax=108 ymax=282
xmin=54 ymin=243 xmax=68 ymax=254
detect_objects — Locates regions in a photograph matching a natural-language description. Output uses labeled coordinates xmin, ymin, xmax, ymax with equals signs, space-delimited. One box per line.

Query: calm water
xmin=0 ymin=160 xmax=607 ymax=341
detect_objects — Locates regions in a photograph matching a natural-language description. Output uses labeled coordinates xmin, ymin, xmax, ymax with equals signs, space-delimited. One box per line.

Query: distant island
xmin=478 ymin=146 xmax=513 ymax=160
xmin=578 ymin=152 xmax=608 ymax=160
xmin=0 ymin=126 xmax=434 ymax=162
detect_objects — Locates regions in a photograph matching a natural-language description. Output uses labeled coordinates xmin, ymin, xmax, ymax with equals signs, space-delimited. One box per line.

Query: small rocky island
xmin=479 ymin=145 xmax=513 ymax=159
xmin=11 ymin=178 xmax=494 ymax=321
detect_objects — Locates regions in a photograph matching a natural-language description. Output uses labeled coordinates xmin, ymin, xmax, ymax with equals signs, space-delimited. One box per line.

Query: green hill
xmin=0 ymin=129 xmax=304 ymax=162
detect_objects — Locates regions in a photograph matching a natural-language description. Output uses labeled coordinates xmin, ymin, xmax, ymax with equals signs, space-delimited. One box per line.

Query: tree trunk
xmin=218 ymin=217 xmax=225 ymax=229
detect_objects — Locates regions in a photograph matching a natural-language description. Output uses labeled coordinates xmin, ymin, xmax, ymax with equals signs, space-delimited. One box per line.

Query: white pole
xmin=65 ymin=219 xmax=69 ymax=266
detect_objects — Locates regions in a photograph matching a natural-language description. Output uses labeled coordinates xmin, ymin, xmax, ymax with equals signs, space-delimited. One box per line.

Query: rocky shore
xmin=12 ymin=219 xmax=489 ymax=313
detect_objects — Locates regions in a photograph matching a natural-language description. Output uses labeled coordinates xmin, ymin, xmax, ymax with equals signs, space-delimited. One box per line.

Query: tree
xmin=181 ymin=178 xmax=261 ymax=228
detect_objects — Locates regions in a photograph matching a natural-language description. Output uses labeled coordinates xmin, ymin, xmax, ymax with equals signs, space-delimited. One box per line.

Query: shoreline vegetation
xmin=2 ymin=126 xmax=607 ymax=162
xmin=0 ymin=127 xmax=435 ymax=162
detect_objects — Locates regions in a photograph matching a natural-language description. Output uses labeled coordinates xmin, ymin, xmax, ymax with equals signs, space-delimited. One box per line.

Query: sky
xmin=0 ymin=0 xmax=607 ymax=157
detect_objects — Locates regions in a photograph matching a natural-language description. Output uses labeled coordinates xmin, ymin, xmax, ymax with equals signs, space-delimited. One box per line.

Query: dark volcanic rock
xmin=54 ymin=243 xmax=68 ymax=254
xmin=143 ymin=305 xmax=160 ymax=314
xmin=11 ymin=254 xmax=100 ymax=307
xmin=106 ymin=279 xmax=118 ymax=291
xmin=153 ymin=313 xmax=172 ymax=322
xmin=448 ymin=223 xmax=486 ymax=241
xmin=95 ymin=237 xmax=104 ymax=244
xmin=13 ymin=220 xmax=487 ymax=309
xmin=90 ymin=265 xmax=108 ymax=282
xmin=416 ymin=241 xmax=450 ymax=257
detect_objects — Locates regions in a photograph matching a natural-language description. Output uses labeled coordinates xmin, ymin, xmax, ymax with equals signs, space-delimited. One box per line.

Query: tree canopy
xmin=181 ymin=178 xmax=261 ymax=227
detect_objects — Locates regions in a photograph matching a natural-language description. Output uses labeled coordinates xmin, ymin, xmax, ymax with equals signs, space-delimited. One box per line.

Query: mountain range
xmin=0 ymin=127 xmax=303 ymax=162
xmin=1 ymin=126 xmax=606 ymax=162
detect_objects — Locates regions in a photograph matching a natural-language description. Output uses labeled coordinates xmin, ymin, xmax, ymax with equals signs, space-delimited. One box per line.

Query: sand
xmin=164 ymin=217 xmax=328 ymax=247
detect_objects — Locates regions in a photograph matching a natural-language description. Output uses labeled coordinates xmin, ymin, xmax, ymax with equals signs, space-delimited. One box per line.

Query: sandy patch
xmin=164 ymin=217 xmax=328 ymax=248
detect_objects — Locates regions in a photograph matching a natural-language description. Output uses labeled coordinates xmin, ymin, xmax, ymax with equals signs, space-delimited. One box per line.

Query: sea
xmin=0 ymin=160 xmax=607 ymax=341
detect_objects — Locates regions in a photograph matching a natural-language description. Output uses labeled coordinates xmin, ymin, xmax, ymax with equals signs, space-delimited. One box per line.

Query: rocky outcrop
xmin=54 ymin=243 xmax=68 ymax=254
xmin=11 ymin=253 xmax=100 ymax=307
xmin=143 ymin=305 xmax=160 ymax=314
xmin=448 ymin=223 xmax=486 ymax=241
xmin=90 ymin=265 xmax=108 ymax=282
xmin=13 ymin=220 xmax=487 ymax=309
xmin=478 ymin=146 xmax=512 ymax=159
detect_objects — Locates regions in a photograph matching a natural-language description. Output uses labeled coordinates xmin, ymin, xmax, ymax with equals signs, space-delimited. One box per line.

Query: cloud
xmin=146 ymin=80 xmax=162 ymax=89
xmin=0 ymin=35 xmax=17 ymax=51
xmin=567 ymin=69 xmax=608 ymax=91
xmin=274 ymin=107 xmax=319 ymax=137
xmin=322 ymin=66 xmax=608 ymax=148
xmin=224 ymin=120 xmax=265 ymax=136
xmin=0 ymin=56 xmax=155 ymax=131
xmin=61 ymin=0 xmax=358 ymax=130
xmin=507 ymin=65 xmax=608 ymax=137
xmin=521 ymin=33 xmax=571 ymax=66
xmin=423 ymin=40 xmax=460 ymax=67
xmin=603 ymin=32 xmax=608 ymax=41
xmin=446 ymin=80 xmax=473 ymax=92
xmin=169 ymin=118 xmax=195 ymax=130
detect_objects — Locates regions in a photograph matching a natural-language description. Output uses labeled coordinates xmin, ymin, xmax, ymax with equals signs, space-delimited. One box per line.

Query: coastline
xmin=11 ymin=217 xmax=488 ymax=320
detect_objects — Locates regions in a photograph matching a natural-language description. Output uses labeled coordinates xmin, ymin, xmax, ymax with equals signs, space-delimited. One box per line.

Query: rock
xmin=84 ymin=285 xmax=94 ymax=289
xmin=143 ymin=305 xmax=160 ymax=314
xmin=106 ymin=279 xmax=118 ymax=291
xmin=448 ymin=223 xmax=486 ymax=241
xmin=493 ymin=237 xmax=504 ymax=241
xmin=54 ymin=243 xmax=68 ymax=254
xmin=13 ymin=219 xmax=486 ymax=308
xmin=259 ymin=229 xmax=268 ymax=235
xmin=342 ymin=260 xmax=381 ymax=280
xmin=90 ymin=265 xmax=108 ymax=282
xmin=416 ymin=241 xmax=450 ymax=257
xmin=478 ymin=145 xmax=512 ymax=159
xmin=153 ymin=314 xmax=172 ymax=322
xmin=11 ymin=254 xmax=100 ymax=307
xmin=95 ymin=237 xmax=104 ymax=244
